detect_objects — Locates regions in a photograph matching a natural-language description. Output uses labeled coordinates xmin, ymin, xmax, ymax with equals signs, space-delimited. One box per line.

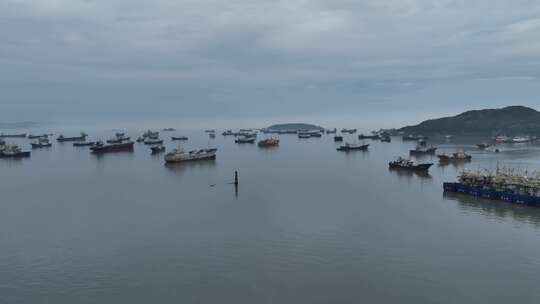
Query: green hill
xmin=267 ymin=123 xmax=323 ymax=131
xmin=399 ymin=106 xmax=540 ymax=136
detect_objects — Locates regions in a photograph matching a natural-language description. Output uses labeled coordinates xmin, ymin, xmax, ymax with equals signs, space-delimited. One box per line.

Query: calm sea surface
xmin=2 ymin=126 xmax=540 ymax=303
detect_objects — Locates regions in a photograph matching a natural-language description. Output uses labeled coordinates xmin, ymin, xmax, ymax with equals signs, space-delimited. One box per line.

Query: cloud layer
xmin=2 ymin=0 xmax=540 ymax=125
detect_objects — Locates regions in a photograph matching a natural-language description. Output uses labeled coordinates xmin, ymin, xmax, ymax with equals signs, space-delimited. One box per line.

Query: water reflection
xmin=444 ymin=192 xmax=540 ymax=226
xmin=388 ymin=168 xmax=432 ymax=180
xmin=164 ymin=159 xmax=217 ymax=173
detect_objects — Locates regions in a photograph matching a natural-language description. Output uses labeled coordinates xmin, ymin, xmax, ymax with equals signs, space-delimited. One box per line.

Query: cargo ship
xmin=90 ymin=141 xmax=134 ymax=154
xmin=443 ymin=170 xmax=540 ymax=206
xmin=164 ymin=148 xmax=216 ymax=163
xmin=358 ymin=134 xmax=380 ymax=140
xmin=57 ymin=133 xmax=87 ymax=142
xmin=0 ymin=133 xmax=27 ymax=138
xmin=337 ymin=143 xmax=369 ymax=151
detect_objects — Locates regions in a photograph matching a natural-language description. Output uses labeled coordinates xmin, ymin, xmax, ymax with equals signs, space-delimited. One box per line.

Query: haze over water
xmin=2 ymin=126 xmax=540 ymax=303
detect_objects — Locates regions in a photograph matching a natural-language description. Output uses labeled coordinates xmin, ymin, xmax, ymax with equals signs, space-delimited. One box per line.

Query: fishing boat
xmin=341 ymin=128 xmax=357 ymax=134
xmin=437 ymin=151 xmax=472 ymax=162
xmin=30 ymin=138 xmax=52 ymax=149
xmin=511 ymin=136 xmax=532 ymax=143
xmin=0 ymin=133 xmax=27 ymax=138
xmin=209 ymin=133 xmax=216 ymax=138
xmin=57 ymin=133 xmax=87 ymax=142
xmin=106 ymin=133 xmax=130 ymax=144
xmin=0 ymin=145 xmax=31 ymax=158
xmin=90 ymin=141 xmax=134 ymax=154
xmin=222 ymin=130 xmax=234 ymax=136
xmin=144 ymin=138 xmax=164 ymax=145
xmin=205 ymin=129 xmax=215 ymax=133
xmin=171 ymin=136 xmax=189 ymax=141
xmin=73 ymin=141 xmax=97 ymax=147
xmin=309 ymin=131 xmax=322 ymax=137
xmin=380 ymin=135 xmax=391 ymax=142
xmin=388 ymin=157 xmax=433 ymax=171
xmin=358 ymin=134 xmax=380 ymax=140
xmin=235 ymin=136 xmax=256 ymax=143
xmin=334 ymin=135 xmax=343 ymax=142
xmin=409 ymin=145 xmax=437 ymax=155
xmin=443 ymin=169 xmax=540 ymax=206
xmin=337 ymin=143 xmax=369 ymax=151
xmin=27 ymin=134 xmax=49 ymax=139
xmin=150 ymin=145 xmax=166 ymax=154
xmin=164 ymin=148 xmax=216 ymax=163
xmin=326 ymin=128 xmax=337 ymax=134
xmin=402 ymin=134 xmax=427 ymax=141
xmin=494 ymin=135 xmax=510 ymax=143
xmin=476 ymin=143 xmax=490 ymax=149
xmin=298 ymin=133 xmax=311 ymax=139
xmin=258 ymin=138 xmax=279 ymax=147
xmin=142 ymin=130 xmax=159 ymax=139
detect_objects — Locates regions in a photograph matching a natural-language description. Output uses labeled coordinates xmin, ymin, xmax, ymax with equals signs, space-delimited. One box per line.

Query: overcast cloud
xmin=2 ymin=0 xmax=540 ymax=127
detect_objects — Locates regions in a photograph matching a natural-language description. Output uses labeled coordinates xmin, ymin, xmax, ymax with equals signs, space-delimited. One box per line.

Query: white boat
xmin=512 ymin=136 xmax=531 ymax=143
xmin=164 ymin=148 xmax=216 ymax=163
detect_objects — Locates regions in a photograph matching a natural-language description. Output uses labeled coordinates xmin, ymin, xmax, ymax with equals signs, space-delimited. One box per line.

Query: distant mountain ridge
xmin=399 ymin=106 xmax=540 ymax=136
xmin=267 ymin=123 xmax=323 ymax=131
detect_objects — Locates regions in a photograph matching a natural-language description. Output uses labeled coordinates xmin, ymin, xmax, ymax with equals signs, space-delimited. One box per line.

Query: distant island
xmin=398 ymin=106 xmax=540 ymax=136
xmin=266 ymin=123 xmax=324 ymax=132
xmin=0 ymin=121 xmax=40 ymax=129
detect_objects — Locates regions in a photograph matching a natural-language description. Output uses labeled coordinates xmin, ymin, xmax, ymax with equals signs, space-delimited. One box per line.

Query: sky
xmin=2 ymin=0 xmax=540 ymax=129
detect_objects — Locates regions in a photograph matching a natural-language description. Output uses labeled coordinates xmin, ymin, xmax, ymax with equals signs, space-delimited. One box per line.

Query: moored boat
xmin=337 ymin=143 xmax=369 ymax=151
xmin=341 ymin=128 xmax=357 ymax=134
xmin=235 ymin=136 xmax=256 ymax=143
xmin=31 ymin=138 xmax=52 ymax=149
xmin=258 ymin=138 xmax=279 ymax=147
xmin=106 ymin=133 xmax=130 ymax=144
xmin=90 ymin=141 xmax=134 ymax=154
xmin=409 ymin=145 xmax=437 ymax=155
xmin=0 ymin=133 xmax=27 ymax=138
xmin=443 ymin=169 xmax=540 ymax=206
xmin=171 ymin=136 xmax=189 ymax=141
xmin=150 ymin=145 xmax=166 ymax=154
xmin=380 ymin=135 xmax=391 ymax=142
xmin=358 ymin=134 xmax=380 ymax=140
xmin=28 ymin=134 xmax=49 ymax=139
xmin=222 ymin=130 xmax=234 ymax=136
xmin=144 ymin=138 xmax=164 ymax=145
xmin=326 ymin=128 xmax=337 ymax=134
xmin=437 ymin=151 xmax=472 ymax=162
xmin=0 ymin=144 xmax=31 ymax=158
xmin=334 ymin=135 xmax=343 ymax=142
xmin=164 ymin=148 xmax=216 ymax=163
xmin=402 ymin=134 xmax=427 ymax=141
xmin=389 ymin=157 xmax=433 ymax=171
xmin=57 ymin=133 xmax=87 ymax=142
xmin=73 ymin=141 xmax=97 ymax=147
xmin=476 ymin=142 xmax=490 ymax=149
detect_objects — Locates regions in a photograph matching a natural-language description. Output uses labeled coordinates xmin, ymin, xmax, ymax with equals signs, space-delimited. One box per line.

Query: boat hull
xmin=443 ymin=182 xmax=540 ymax=206
xmin=389 ymin=163 xmax=433 ymax=171
xmin=90 ymin=142 xmax=134 ymax=154
xmin=0 ymin=151 xmax=31 ymax=158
